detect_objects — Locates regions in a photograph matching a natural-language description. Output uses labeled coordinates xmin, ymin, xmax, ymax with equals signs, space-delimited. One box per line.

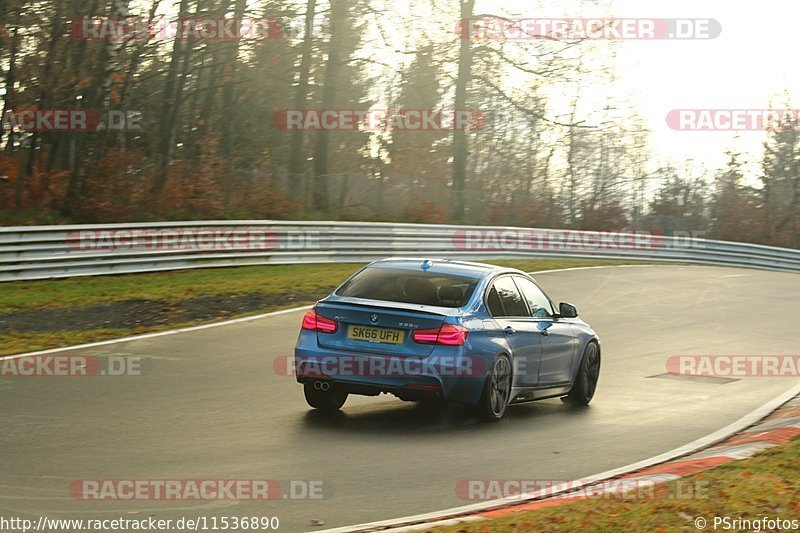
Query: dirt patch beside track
xmin=0 ymin=291 xmax=328 ymax=334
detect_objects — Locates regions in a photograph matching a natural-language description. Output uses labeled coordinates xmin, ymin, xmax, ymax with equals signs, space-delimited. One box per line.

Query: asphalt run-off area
xmin=1 ymin=266 xmax=798 ymax=532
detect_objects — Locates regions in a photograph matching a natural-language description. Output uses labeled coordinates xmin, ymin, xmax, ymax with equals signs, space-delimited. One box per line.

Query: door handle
xmin=504 ymin=326 xmax=515 ymax=335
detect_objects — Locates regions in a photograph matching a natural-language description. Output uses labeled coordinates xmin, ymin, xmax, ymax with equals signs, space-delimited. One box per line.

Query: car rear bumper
xmin=294 ymin=334 xmax=487 ymax=404
xmin=298 ymin=375 xmax=444 ymax=401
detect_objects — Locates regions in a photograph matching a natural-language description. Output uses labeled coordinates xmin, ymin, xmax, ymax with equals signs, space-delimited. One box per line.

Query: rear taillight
xmin=301 ymin=309 xmax=338 ymax=334
xmin=412 ymin=324 xmax=468 ymax=346
xmin=301 ymin=310 xmax=317 ymax=331
xmin=437 ymin=324 xmax=469 ymax=345
xmin=411 ymin=328 xmax=439 ymax=344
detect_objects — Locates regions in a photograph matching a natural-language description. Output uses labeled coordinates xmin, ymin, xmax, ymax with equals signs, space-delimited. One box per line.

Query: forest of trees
xmin=0 ymin=0 xmax=798 ymax=249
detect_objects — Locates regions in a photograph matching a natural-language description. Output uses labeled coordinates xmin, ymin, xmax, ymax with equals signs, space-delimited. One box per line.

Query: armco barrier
xmin=1 ymin=221 xmax=799 ymax=281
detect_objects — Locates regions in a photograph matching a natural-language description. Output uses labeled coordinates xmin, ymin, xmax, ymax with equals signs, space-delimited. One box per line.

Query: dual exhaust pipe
xmin=313 ymin=380 xmax=331 ymax=391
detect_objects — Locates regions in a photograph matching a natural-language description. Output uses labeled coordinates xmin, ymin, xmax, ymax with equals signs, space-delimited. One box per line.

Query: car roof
xmin=367 ymin=257 xmax=526 ymax=279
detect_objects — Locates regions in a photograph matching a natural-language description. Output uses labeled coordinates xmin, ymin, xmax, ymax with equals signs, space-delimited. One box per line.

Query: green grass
xmin=0 ymin=259 xmax=645 ymax=356
xmin=430 ymin=437 xmax=800 ymax=533
xmin=0 ymin=259 xmax=641 ymax=312
xmin=0 ymin=263 xmax=365 ymax=311
xmin=0 ymin=328 xmax=135 ymax=355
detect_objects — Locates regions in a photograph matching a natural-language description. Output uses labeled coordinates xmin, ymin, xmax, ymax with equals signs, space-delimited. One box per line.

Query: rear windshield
xmin=336 ymin=267 xmax=479 ymax=308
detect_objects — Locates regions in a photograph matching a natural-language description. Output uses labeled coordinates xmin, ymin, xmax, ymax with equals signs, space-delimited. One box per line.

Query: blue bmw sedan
xmin=294 ymin=258 xmax=601 ymax=420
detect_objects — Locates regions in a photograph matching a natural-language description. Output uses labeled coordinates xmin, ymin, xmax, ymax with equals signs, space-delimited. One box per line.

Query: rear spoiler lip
xmin=318 ymin=296 xmax=460 ymax=317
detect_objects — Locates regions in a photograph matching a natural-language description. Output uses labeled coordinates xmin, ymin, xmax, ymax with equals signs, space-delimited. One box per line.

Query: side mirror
xmin=558 ymin=302 xmax=578 ymax=318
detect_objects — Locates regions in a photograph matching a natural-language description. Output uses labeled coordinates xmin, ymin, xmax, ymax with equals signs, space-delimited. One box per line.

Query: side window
xmin=487 ymin=286 xmax=505 ymax=317
xmin=488 ymin=276 xmax=529 ymax=317
xmin=514 ymin=277 xmax=554 ymax=318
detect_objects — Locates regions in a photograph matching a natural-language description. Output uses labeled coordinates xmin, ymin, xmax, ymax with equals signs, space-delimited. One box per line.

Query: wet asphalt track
xmin=1 ymin=266 xmax=799 ymax=532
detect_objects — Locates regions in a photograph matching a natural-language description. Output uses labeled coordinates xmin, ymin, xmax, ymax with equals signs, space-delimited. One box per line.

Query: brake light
xmin=413 ymin=324 xmax=468 ymax=346
xmin=316 ymin=315 xmax=338 ymax=333
xmin=301 ymin=310 xmax=317 ymax=330
xmin=437 ymin=324 xmax=469 ymax=345
xmin=412 ymin=328 xmax=440 ymax=344
xmin=301 ymin=309 xmax=338 ymax=334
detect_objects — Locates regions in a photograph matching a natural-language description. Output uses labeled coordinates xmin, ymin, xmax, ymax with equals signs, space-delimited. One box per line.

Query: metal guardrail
xmin=1 ymin=221 xmax=800 ymax=281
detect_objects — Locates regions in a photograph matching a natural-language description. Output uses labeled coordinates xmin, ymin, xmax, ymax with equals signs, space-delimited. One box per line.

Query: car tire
xmin=562 ymin=341 xmax=600 ymax=406
xmin=304 ymin=383 xmax=348 ymax=411
xmin=477 ymin=354 xmax=513 ymax=421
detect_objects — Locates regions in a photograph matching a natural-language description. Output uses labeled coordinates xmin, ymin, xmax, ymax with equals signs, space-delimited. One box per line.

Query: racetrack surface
xmin=1 ymin=266 xmax=799 ymax=532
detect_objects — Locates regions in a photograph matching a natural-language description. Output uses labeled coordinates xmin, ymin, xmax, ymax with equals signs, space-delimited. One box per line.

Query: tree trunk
xmin=449 ymin=0 xmax=474 ymax=222
xmin=151 ymin=0 xmax=193 ymax=199
xmin=218 ymin=0 xmax=248 ymax=207
xmin=1 ymin=8 xmax=20 ymax=152
xmin=311 ymin=0 xmax=349 ymax=212
xmin=287 ymin=0 xmax=317 ymax=202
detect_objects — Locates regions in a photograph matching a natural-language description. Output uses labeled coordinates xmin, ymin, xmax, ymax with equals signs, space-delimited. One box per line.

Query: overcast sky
xmin=467 ymin=0 xmax=797 ymax=179
xmin=110 ymin=0 xmax=800 ymax=180
xmin=610 ymin=0 xmax=798 ymax=175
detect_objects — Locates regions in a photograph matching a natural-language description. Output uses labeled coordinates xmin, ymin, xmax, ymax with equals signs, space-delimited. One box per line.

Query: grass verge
xmin=430 ymin=436 xmax=800 ymax=532
xmin=0 ymin=259 xmax=645 ymax=356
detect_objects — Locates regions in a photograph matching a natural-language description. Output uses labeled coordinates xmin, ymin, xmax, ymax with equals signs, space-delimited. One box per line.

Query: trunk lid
xmin=314 ymin=298 xmax=451 ymax=357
